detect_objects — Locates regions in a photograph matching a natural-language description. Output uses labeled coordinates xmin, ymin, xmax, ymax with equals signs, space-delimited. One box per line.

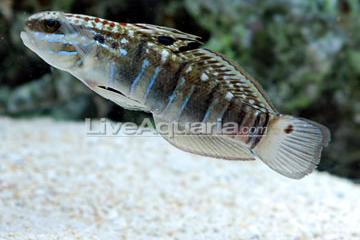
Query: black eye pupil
xmin=46 ymin=20 xmax=56 ymax=27
xmin=43 ymin=19 xmax=61 ymax=33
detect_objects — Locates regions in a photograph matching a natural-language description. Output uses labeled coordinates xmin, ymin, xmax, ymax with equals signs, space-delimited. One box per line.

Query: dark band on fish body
xmin=173 ymin=62 xmax=189 ymax=85
xmin=223 ymin=100 xmax=247 ymax=128
xmin=146 ymin=61 xmax=189 ymax=114
xmin=250 ymin=112 xmax=270 ymax=148
xmin=241 ymin=110 xmax=271 ymax=148
xmin=159 ymin=76 xmax=188 ymax=118
xmin=125 ymin=40 xmax=151 ymax=95
xmin=195 ymin=83 xmax=221 ymax=123
xmin=179 ymin=84 xmax=212 ymax=123
xmin=177 ymin=86 xmax=196 ymax=120
xmin=246 ymin=111 xmax=262 ymax=145
xmin=118 ymin=41 xmax=149 ymax=94
xmin=133 ymin=40 xmax=147 ymax=64
xmin=162 ymin=61 xmax=189 ymax=97
xmin=237 ymin=108 xmax=247 ymax=128
xmin=242 ymin=108 xmax=258 ymax=143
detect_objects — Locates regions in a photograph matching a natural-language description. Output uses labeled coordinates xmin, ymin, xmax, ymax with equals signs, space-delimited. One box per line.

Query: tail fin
xmin=253 ymin=115 xmax=330 ymax=179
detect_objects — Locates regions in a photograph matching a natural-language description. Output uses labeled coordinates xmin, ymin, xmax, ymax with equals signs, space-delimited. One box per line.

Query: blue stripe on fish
xmin=177 ymin=86 xmax=195 ymax=119
xmin=33 ymin=32 xmax=65 ymax=41
xmin=107 ymin=63 xmax=117 ymax=88
xmin=32 ymin=32 xmax=82 ymax=45
xmin=130 ymin=59 xmax=150 ymax=95
xmin=50 ymin=50 xmax=78 ymax=56
xmin=202 ymin=98 xmax=219 ymax=122
xmin=144 ymin=66 xmax=161 ymax=100
xmin=161 ymin=77 xmax=186 ymax=114
xmin=215 ymin=102 xmax=230 ymax=129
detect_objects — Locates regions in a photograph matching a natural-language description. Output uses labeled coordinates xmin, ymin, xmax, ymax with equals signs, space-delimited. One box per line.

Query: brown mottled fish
xmin=21 ymin=11 xmax=330 ymax=179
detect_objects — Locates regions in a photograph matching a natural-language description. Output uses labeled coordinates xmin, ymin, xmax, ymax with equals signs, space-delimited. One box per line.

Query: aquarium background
xmin=0 ymin=0 xmax=359 ymax=181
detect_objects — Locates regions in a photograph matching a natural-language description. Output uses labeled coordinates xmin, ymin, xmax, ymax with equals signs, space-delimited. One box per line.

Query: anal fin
xmin=153 ymin=115 xmax=254 ymax=160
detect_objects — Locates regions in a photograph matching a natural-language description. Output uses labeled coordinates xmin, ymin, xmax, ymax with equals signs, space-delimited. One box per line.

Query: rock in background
xmin=0 ymin=0 xmax=359 ymax=180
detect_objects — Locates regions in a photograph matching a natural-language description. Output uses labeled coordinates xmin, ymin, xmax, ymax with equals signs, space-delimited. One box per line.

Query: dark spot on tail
xmin=285 ymin=125 xmax=294 ymax=134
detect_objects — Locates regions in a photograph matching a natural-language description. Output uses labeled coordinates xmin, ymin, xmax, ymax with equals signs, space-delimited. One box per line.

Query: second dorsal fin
xmin=184 ymin=49 xmax=278 ymax=114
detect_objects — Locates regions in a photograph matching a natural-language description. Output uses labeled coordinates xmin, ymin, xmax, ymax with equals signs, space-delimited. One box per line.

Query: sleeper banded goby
xmin=21 ymin=11 xmax=331 ymax=179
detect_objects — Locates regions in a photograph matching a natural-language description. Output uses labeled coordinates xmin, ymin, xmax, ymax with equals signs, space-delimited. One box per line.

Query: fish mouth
xmin=20 ymin=31 xmax=28 ymax=43
xmin=20 ymin=25 xmax=42 ymax=51
xmin=20 ymin=30 xmax=36 ymax=51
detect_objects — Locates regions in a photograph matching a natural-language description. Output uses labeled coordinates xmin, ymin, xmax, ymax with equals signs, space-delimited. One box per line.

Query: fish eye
xmin=43 ymin=19 xmax=61 ymax=33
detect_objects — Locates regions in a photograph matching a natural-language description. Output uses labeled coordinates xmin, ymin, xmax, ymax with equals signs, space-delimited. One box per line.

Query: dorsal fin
xmin=185 ymin=49 xmax=278 ymax=114
xmin=129 ymin=23 xmax=203 ymax=53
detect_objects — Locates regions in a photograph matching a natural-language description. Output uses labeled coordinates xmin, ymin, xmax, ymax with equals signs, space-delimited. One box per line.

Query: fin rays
xmin=254 ymin=115 xmax=330 ymax=179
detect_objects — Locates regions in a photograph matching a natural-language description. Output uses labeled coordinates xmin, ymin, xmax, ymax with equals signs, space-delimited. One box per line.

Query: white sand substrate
xmin=0 ymin=117 xmax=359 ymax=240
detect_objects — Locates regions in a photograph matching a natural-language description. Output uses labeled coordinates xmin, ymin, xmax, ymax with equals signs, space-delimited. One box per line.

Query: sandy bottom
xmin=0 ymin=117 xmax=359 ymax=240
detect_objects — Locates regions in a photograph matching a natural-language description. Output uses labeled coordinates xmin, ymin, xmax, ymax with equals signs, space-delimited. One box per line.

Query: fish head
xmin=21 ymin=11 xmax=95 ymax=71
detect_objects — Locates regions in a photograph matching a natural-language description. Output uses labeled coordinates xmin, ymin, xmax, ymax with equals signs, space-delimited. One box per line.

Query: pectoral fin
xmin=96 ymin=86 xmax=149 ymax=112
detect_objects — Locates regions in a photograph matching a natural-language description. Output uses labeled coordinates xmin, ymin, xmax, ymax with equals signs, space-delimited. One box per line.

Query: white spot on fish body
xmin=120 ymin=38 xmax=128 ymax=44
xmin=249 ymin=99 xmax=255 ymax=104
xmin=201 ymin=73 xmax=209 ymax=82
xmin=185 ymin=66 xmax=193 ymax=73
xmin=120 ymin=48 xmax=128 ymax=56
xmin=161 ymin=49 xmax=170 ymax=64
xmin=95 ymin=22 xmax=103 ymax=29
xmin=128 ymin=30 xmax=134 ymax=38
xmin=225 ymin=92 xmax=234 ymax=101
xmin=225 ymin=80 xmax=234 ymax=88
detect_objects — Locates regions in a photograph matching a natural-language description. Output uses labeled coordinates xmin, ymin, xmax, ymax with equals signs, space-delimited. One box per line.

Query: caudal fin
xmin=253 ymin=115 xmax=330 ymax=179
